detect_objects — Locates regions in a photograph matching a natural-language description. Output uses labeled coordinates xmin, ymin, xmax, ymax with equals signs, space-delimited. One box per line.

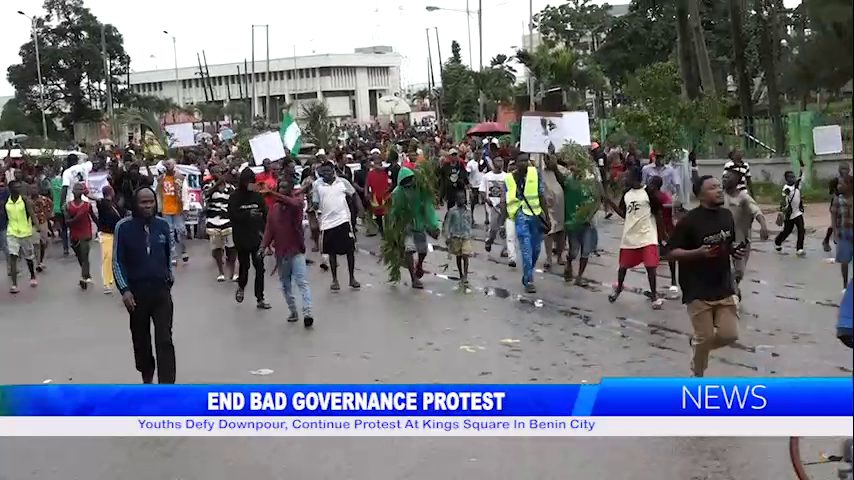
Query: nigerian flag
xmin=280 ymin=110 xmax=302 ymax=155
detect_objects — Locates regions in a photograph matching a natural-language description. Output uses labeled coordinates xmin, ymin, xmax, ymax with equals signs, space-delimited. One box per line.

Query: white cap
xmin=482 ymin=138 xmax=489 ymax=145
xmin=345 ymin=153 xmax=354 ymax=159
xmin=491 ymin=138 xmax=500 ymax=146
xmin=315 ymin=149 xmax=326 ymax=157
xmin=449 ymin=148 xmax=459 ymax=155
xmin=370 ymin=148 xmax=381 ymax=154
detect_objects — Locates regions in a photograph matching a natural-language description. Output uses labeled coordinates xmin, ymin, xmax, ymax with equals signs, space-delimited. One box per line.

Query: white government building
xmin=128 ymin=46 xmax=402 ymax=123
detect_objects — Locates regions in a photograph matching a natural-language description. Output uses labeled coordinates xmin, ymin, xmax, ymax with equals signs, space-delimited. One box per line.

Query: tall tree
xmin=729 ymin=0 xmax=754 ymax=132
xmin=441 ymin=41 xmax=479 ymax=121
xmin=755 ymin=0 xmax=785 ymax=153
xmin=687 ymin=0 xmax=717 ymax=95
xmin=6 ymin=0 xmax=131 ymax=132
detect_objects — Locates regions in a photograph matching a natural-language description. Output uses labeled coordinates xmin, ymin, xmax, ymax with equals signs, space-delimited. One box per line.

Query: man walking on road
xmin=313 ymin=162 xmax=360 ymax=291
xmin=505 ymin=153 xmax=550 ymax=294
xmin=157 ymin=160 xmax=190 ymax=265
xmin=262 ymin=176 xmax=314 ymax=327
xmin=204 ymin=166 xmax=237 ymax=282
xmin=229 ymin=168 xmax=270 ymax=309
xmin=2 ymin=180 xmax=38 ymax=293
xmin=113 ymin=187 xmax=176 ymax=384
xmin=774 ymin=169 xmax=806 ymax=256
xmin=723 ymin=167 xmax=769 ymax=299
xmin=667 ymin=175 xmax=747 ymax=377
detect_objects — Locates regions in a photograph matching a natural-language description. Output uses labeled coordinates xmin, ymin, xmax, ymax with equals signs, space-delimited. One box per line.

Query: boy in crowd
xmin=606 ymin=167 xmax=666 ymax=309
xmin=445 ymin=190 xmax=473 ymax=288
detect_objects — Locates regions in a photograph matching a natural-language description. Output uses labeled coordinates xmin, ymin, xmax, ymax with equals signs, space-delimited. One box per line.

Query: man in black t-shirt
xmin=667 ymin=175 xmax=747 ymax=377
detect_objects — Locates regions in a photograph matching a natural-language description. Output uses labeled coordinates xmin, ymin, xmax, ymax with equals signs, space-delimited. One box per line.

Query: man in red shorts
xmin=606 ymin=167 xmax=666 ymax=309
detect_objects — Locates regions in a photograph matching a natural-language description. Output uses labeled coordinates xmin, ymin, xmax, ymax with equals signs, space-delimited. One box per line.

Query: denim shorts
xmin=568 ymin=223 xmax=596 ymax=260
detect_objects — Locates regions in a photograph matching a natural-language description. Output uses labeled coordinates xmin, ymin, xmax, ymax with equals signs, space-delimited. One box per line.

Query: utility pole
xmin=466 ymin=0 xmax=473 ymax=70
xmin=17 ymin=12 xmax=48 ymax=139
xmin=434 ymin=27 xmax=444 ymax=126
xmin=244 ymin=59 xmax=250 ymax=106
xmin=101 ymin=24 xmax=114 ymax=137
xmin=265 ymin=25 xmax=271 ymax=123
xmin=197 ymin=53 xmax=210 ymax=102
xmin=202 ymin=50 xmax=215 ymax=101
xmin=425 ymin=29 xmax=436 ymax=117
xmin=477 ymin=0 xmax=484 ymax=121
xmin=236 ymin=66 xmax=244 ymax=98
xmin=528 ymin=0 xmax=535 ymax=110
xmin=251 ymin=26 xmax=256 ymax=120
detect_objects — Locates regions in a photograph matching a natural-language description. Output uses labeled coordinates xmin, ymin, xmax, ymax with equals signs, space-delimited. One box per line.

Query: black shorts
xmin=321 ymin=222 xmax=355 ymax=255
xmin=469 ymin=187 xmax=480 ymax=205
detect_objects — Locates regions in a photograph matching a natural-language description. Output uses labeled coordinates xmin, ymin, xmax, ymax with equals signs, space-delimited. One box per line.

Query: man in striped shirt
xmin=204 ymin=165 xmax=237 ymax=282
xmin=722 ymin=149 xmax=754 ymax=196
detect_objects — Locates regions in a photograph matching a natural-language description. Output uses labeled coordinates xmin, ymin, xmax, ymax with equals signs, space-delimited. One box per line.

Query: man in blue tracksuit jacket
xmin=113 ymin=186 xmax=176 ymax=384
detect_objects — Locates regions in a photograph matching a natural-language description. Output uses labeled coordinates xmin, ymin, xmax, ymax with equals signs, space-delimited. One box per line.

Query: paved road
xmin=1 ymin=213 xmax=850 ymax=479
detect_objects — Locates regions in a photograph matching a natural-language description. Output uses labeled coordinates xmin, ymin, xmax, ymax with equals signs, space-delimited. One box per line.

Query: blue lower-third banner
xmin=0 ymin=378 xmax=849 ymax=436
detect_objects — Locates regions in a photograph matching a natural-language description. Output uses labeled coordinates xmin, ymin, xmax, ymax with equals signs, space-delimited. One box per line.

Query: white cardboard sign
xmin=520 ymin=111 xmax=591 ymax=153
xmin=249 ymin=131 xmax=286 ymax=165
xmin=164 ymin=123 xmax=196 ymax=148
xmin=813 ymin=125 xmax=843 ymax=155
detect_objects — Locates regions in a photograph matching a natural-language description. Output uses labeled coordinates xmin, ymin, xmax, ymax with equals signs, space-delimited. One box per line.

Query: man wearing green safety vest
xmin=503 ymin=153 xmax=551 ymax=293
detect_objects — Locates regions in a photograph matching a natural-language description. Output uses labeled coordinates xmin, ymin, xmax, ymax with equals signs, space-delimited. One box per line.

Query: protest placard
xmin=164 ymin=123 xmax=196 ymax=148
xmin=249 ymin=132 xmax=286 ymax=165
xmin=520 ymin=111 xmax=591 ymax=153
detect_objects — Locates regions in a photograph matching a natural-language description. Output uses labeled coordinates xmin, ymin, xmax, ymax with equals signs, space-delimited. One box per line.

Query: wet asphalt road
xmin=0 ymin=213 xmax=851 ymax=479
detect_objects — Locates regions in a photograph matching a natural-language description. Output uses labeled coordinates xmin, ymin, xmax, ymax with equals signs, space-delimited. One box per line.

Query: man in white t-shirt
xmin=312 ymin=162 xmax=360 ymax=291
xmin=480 ymin=156 xmax=516 ymax=265
xmin=466 ymin=152 xmax=486 ymax=225
xmin=606 ymin=167 xmax=666 ymax=309
xmin=61 ymin=157 xmax=93 ymax=203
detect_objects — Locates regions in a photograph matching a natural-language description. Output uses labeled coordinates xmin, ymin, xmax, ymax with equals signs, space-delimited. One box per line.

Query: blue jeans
xmin=162 ymin=214 xmax=186 ymax=260
xmin=277 ymin=254 xmax=312 ymax=317
xmin=515 ymin=213 xmax=543 ymax=286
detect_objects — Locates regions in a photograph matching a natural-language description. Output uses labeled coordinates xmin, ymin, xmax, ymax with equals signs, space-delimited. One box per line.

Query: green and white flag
xmin=280 ymin=110 xmax=302 ymax=155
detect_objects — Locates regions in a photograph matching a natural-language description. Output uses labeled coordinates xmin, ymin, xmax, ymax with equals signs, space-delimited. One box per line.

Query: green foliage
xmin=784 ymin=0 xmax=853 ymax=94
xmin=120 ymin=108 xmax=167 ymax=160
xmin=556 ymin=142 xmax=601 ymax=222
xmin=614 ymin=61 xmax=727 ymax=157
xmin=441 ymin=41 xmax=479 ymax=121
xmin=516 ymin=44 xmax=605 ymax=109
xmin=6 ymin=0 xmax=131 ymax=132
xmin=593 ymin=2 xmax=676 ymax=89
xmin=380 ymin=160 xmax=439 ymax=283
xmin=0 ymin=97 xmax=42 ymax=137
xmin=300 ymin=101 xmax=337 ymax=151
xmin=534 ymin=0 xmax=613 ymax=48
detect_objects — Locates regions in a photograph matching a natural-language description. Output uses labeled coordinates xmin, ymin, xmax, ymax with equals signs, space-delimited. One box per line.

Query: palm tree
xmin=300 ymin=101 xmax=336 ymax=151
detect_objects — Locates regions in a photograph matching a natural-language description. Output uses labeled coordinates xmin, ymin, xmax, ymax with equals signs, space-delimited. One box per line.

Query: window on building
xmin=299 ymin=70 xmax=305 ymax=79
xmin=194 ymin=78 xmax=200 ymax=87
xmin=159 ymin=82 xmax=163 ymax=91
xmin=287 ymin=71 xmax=292 ymax=80
xmin=319 ymin=67 xmax=331 ymax=77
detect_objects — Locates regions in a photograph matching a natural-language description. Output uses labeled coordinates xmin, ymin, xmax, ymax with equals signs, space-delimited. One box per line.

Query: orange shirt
xmin=161 ymin=174 xmax=180 ymax=215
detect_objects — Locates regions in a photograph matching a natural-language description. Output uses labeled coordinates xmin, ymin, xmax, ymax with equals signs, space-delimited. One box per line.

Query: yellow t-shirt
xmin=5 ymin=196 xmax=33 ymax=238
xmin=161 ymin=175 xmax=180 ymax=215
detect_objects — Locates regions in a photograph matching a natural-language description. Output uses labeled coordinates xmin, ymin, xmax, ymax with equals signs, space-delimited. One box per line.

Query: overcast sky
xmin=2 ymin=0 xmax=801 ymax=98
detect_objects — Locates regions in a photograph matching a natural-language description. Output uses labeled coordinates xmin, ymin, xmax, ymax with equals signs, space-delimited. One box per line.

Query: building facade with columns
xmin=128 ymin=47 xmax=402 ymax=123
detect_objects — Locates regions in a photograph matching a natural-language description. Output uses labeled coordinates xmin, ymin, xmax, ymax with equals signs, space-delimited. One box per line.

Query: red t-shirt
xmin=67 ymin=200 xmax=93 ymax=241
xmin=655 ymin=190 xmax=674 ymax=236
xmin=255 ymin=171 xmax=278 ymax=210
xmin=366 ymin=168 xmax=392 ymax=215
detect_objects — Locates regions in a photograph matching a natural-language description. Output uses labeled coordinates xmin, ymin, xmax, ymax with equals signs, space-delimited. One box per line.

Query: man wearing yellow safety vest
xmin=502 ymin=153 xmax=551 ymax=293
xmin=2 ymin=180 xmax=39 ymax=293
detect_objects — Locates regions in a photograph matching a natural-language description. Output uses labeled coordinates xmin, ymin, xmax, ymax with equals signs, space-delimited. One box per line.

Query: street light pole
xmin=425 ymin=4 xmax=483 ymax=120
xmin=251 ymin=26 xmax=256 ymax=120
xmin=528 ymin=0 xmax=535 ymax=111
xmin=465 ymin=0 xmax=473 ymax=70
xmin=477 ymin=0 xmax=484 ymax=121
xmin=18 ymin=11 xmax=48 ymax=139
xmin=163 ymin=31 xmax=182 ymax=106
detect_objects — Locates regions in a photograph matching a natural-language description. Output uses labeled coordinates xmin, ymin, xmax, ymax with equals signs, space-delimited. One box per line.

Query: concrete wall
xmin=696 ymin=154 xmax=852 ymax=185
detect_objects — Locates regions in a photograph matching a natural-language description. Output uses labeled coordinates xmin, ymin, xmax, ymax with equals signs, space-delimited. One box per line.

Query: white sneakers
xmin=216 ymin=275 xmax=226 ymax=282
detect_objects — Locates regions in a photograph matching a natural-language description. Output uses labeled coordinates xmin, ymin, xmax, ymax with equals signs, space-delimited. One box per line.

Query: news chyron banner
xmin=0 ymin=378 xmax=850 ymax=436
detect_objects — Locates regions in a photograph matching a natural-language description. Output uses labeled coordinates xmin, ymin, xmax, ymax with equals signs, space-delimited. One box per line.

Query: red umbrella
xmin=466 ymin=122 xmax=510 ymax=136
